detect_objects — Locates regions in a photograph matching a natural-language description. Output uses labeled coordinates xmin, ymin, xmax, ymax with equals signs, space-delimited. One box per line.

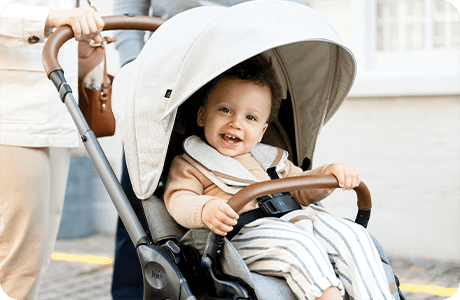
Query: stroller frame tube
xmin=51 ymin=71 xmax=198 ymax=299
xmin=43 ymin=19 xmax=207 ymax=300
xmin=57 ymin=72 xmax=148 ymax=247
xmin=43 ymin=15 xmax=166 ymax=248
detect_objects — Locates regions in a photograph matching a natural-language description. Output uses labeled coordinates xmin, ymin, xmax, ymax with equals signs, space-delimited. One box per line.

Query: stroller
xmin=43 ymin=1 xmax=405 ymax=299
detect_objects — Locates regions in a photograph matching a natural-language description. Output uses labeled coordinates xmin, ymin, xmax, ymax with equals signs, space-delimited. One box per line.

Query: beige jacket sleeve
xmin=164 ymin=155 xmax=229 ymax=229
xmin=279 ymin=160 xmax=332 ymax=205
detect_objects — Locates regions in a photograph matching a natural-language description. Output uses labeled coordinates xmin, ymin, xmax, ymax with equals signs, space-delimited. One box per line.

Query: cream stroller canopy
xmin=112 ymin=0 xmax=357 ymax=200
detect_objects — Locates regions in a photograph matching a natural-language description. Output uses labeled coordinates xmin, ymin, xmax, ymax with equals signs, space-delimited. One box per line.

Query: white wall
xmin=310 ymin=0 xmax=460 ymax=97
xmin=313 ymin=96 xmax=460 ymax=261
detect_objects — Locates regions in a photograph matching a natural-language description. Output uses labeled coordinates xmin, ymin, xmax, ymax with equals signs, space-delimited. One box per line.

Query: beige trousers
xmin=0 ymin=146 xmax=70 ymax=300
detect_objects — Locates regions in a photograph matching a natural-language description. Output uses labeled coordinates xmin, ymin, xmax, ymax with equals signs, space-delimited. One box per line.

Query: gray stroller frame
xmin=43 ymin=13 xmax=405 ymax=300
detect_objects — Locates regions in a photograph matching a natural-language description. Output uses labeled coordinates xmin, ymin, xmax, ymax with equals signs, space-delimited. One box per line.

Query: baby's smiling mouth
xmin=221 ymin=133 xmax=241 ymax=145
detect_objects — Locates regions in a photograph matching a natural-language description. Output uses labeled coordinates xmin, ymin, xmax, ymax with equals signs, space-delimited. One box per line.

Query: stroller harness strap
xmin=226 ymin=167 xmax=303 ymax=240
xmin=182 ymin=135 xmax=302 ymax=240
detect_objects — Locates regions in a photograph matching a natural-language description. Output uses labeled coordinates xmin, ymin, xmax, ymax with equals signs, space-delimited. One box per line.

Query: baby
xmin=164 ymin=55 xmax=394 ymax=300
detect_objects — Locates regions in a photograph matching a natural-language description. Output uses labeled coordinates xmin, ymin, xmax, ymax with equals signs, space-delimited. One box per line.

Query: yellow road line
xmin=51 ymin=252 xmax=459 ymax=297
xmin=400 ymin=283 xmax=457 ymax=297
xmin=51 ymin=252 xmax=113 ymax=265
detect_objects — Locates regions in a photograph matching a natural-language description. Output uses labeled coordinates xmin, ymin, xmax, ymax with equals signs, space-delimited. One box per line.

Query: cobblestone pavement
xmin=390 ymin=257 xmax=460 ymax=300
xmin=37 ymin=233 xmax=460 ymax=300
xmin=38 ymin=234 xmax=114 ymax=300
xmin=38 ymin=263 xmax=112 ymax=300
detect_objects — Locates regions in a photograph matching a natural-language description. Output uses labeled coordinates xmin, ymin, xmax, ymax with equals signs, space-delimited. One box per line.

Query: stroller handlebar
xmin=208 ymin=175 xmax=372 ymax=262
xmin=227 ymin=174 xmax=372 ymax=213
xmin=42 ymin=15 xmax=165 ymax=78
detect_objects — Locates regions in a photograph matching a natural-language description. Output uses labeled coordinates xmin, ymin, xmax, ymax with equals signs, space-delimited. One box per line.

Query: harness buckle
xmin=258 ymin=193 xmax=302 ymax=217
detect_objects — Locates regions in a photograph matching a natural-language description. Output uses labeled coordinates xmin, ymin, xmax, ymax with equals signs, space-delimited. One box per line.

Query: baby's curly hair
xmin=197 ymin=54 xmax=283 ymax=123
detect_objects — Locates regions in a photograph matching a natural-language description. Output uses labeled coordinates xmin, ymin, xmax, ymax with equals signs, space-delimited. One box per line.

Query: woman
xmin=0 ymin=1 xmax=103 ymax=299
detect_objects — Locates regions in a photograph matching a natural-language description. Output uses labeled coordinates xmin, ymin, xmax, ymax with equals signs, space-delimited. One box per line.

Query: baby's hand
xmin=324 ymin=163 xmax=361 ymax=191
xmin=202 ymin=199 xmax=239 ymax=236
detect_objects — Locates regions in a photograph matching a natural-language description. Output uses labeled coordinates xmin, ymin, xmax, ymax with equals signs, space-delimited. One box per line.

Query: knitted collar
xmin=182 ymin=135 xmax=288 ymax=188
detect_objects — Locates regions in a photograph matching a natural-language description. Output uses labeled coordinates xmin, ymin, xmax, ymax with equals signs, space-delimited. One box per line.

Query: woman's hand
xmin=202 ymin=199 xmax=239 ymax=236
xmin=324 ymin=163 xmax=361 ymax=191
xmin=47 ymin=7 xmax=104 ymax=42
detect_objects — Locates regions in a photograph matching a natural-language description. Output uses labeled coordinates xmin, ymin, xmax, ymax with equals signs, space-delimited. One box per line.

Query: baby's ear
xmin=258 ymin=123 xmax=269 ymax=142
xmin=197 ymin=106 xmax=205 ymax=127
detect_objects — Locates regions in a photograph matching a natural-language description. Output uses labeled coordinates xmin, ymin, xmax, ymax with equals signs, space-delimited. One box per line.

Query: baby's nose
xmin=229 ymin=115 xmax=243 ymax=128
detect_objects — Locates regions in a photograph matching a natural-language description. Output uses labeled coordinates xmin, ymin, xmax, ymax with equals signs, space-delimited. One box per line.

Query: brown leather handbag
xmin=78 ymin=37 xmax=117 ymax=137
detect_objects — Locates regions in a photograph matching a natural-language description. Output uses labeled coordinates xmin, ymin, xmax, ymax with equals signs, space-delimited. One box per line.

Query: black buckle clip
xmin=258 ymin=193 xmax=302 ymax=218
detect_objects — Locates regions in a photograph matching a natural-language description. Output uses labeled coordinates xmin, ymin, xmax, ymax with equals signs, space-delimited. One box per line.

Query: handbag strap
xmin=76 ymin=0 xmax=94 ymax=8
xmin=100 ymin=45 xmax=111 ymax=112
xmin=76 ymin=0 xmax=115 ymax=107
xmin=78 ymin=36 xmax=116 ymax=104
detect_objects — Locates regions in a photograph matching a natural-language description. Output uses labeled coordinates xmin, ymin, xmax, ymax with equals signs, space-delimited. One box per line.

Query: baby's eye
xmin=220 ymin=107 xmax=230 ymax=113
xmin=246 ymin=115 xmax=256 ymax=121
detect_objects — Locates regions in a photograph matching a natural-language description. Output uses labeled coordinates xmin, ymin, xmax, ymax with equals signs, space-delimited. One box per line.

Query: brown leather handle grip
xmin=226 ymin=174 xmax=372 ymax=213
xmin=42 ymin=15 xmax=165 ymax=77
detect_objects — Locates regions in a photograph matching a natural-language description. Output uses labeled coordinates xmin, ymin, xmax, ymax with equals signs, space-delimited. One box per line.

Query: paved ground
xmin=38 ymin=234 xmax=114 ymax=300
xmin=37 ymin=232 xmax=459 ymax=300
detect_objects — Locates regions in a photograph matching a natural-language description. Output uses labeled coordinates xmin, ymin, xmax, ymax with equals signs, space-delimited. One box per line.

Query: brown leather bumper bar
xmin=208 ymin=175 xmax=372 ymax=257
xmin=227 ymin=174 xmax=372 ymax=214
xmin=43 ymin=15 xmax=165 ymax=77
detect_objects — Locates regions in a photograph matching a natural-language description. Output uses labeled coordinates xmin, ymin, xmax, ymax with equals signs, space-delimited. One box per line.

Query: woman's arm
xmin=113 ymin=0 xmax=151 ymax=66
xmin=46 ymin=7 xmax=104 ymax=42
xmin=0 ymin=1 xmax=103 ymax=47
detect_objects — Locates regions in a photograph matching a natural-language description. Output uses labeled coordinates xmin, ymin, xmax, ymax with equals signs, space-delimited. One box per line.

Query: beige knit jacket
xmin=164 ymin=153 xmax=331 ymax=229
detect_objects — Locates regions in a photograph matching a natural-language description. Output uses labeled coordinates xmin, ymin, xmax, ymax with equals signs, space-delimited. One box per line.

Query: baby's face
xmin=197 ymin=78 xmax=271 ymax=157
